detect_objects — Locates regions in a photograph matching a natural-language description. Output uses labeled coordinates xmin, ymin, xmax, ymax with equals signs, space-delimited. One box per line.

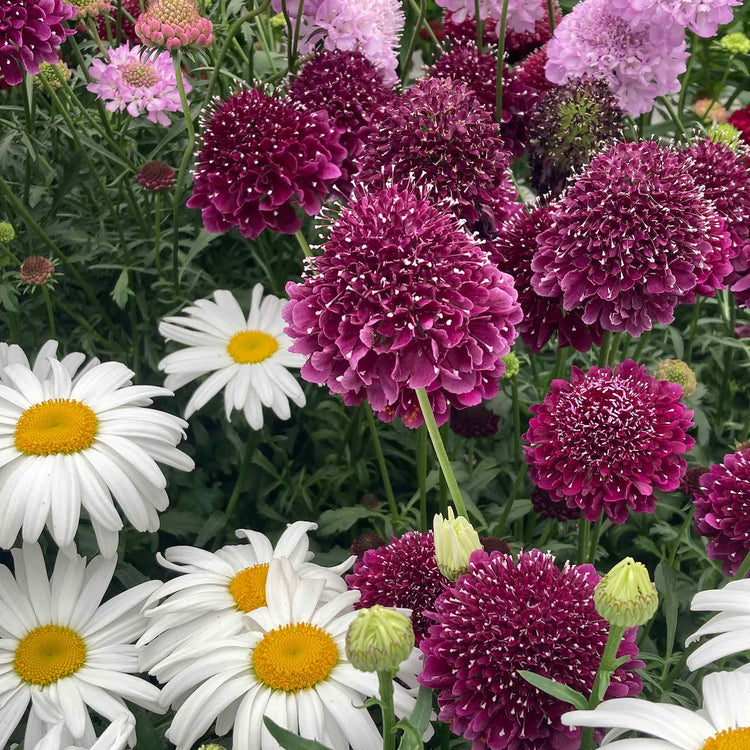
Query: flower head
xmin=358 ymin=77 xmax=518 ymax=233
xmin=532 ymin=141 xmax=733 ymax=336
xmin=0 ymin=0 xmax=75 ymax=87
xmin=449 ymin=402 xmax=500 ymax=437
xmin=137 ymin=159 xmax=176 ymax=191
xmin=135 ymin=0 xmax=212 ymax=49
xmin=187 ymin=87 xmax=346 ymax=239
xmin=681 ymin=465 xmax=708 ymax=498
xmin=351 ymin=529 xmax=384 ymax=558
xmin=502 ymin=351 xmax=519 ymax=379
xmin=87 ymin=45 xmax=188 ymax=126
xmin=694 ymin=98 xmax=729 ymax=123
xmin=721 ymin=31 xmax=750 ymax=55
xmin=0 ymin=221 xmax=15 ymax=244
xmin=420 ymin=549 xmax=643 ymax=749
xmin=159 ymin=287 xmax=305 ymax=429
xmin=435 ymin=0 xmax=545 ymax=34
xmin=346 ymin=605 xmax=415 ymax=672
xmin=545 ymin=0 xmax=688 ymax=116
xmin=346 ymin=531 xmax=448 ymax=644
xmin=524 ymin=360 xmax=695 ymax=524
xmin=284 ymin=184 xmax=522 ymax=428
xmin=709 ymin=122 xmax=743 ymax=150
xmin=594 ymin=557 xmax=658 ymax=627
xmin=609 ymin=0 xmax=739 ymax=39
xmin=95 ymin=0 xmax=141 ymax=44
xmin=655 ymin=358 xmax=697 ymax=396
xmin=69 ymin=0 xmax=110 ymax=18
xmin=694 ymin=447 xmax=750 ymax=577
xmin=35 ymin=59 xmax=71 ymax=89
xmin=19 ymin=255 xmax=56 ymax=286
xmin=433 ymin=507 xmax=482 ymax=580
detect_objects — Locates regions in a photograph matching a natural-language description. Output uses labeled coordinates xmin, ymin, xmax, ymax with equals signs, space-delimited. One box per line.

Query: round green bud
xmin=270 ymin=12 xmax=287 ymax=28
xmin=433 ymin=506 xmax=482 ymax=580
xmin=594 ymin=557 xmax=658 ymax=628
xmin=35 ymin=61 xmax=71 ymax=90
xmin=708 ymin=123 xmax=743 ymax=151
xmin=502 ymin=352 xmax=520 ymax=380
xmin=0 ymin=222 xmax=15 ymax=244
xmin=654 ymin=359 xmax=697 ymax=397
xmin=721 ymin=32 xmax=750 ymax=55
xmin=346 ymin=605 xmax=414 ymax=672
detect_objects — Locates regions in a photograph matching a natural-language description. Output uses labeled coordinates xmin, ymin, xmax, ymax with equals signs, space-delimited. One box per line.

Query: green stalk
xmin=685 ymin=298 xmax=701 ymax=365
xmin=42 ymin=285 xmax=56 ymax=338
xmin=494 ymin=0 xmax=510 ymax=123
xmin=153 ymin=193 xmax=162 ymax=271
xmin=401 ymin=0 xmax=426 ymax=84
xmin=587 ymin=513 xmax=603 ymax=563
xmin=698 ymin=54 xmax=733 ymax=125
xmin=475 ymin=0 xmax=484 ymax=50
xmin=659 ymin=96 xmax=688 ymax=142
xmin=597 ymin=331 xmax=612 ymax=367
xmin=511 ymin=374 xmax=521 ymax=464
xmin=417 ymin=425 xmax=428 ymax=532
xmin=221 ymin=432 xmax=259 ymax=537
xmin=494 ymin=462 xmax=527 ymax=537
xmin=295 ymin=229 xmax=312 ymax=258
xmin=667 ymin=507 xmax=694 ymax=569
xmin=364 ymin=406 xmax=400 ymax=530
xmin=377 ymin=671 xmax=397 ymax=750
xmin=732 ymin=549 xmax=750 ymax=581
xmin=546 ymin=0 xmax=555 ymax=34
xmin=577 ymin=515 xmax=589 ymax=565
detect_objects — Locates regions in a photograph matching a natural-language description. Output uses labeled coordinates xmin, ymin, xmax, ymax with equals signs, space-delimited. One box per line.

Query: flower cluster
xmin=135 ymin=0 xmax=213 ymax=49
xmin=609 ymin=0 xmax=740 ymax=39
xmin=435 ymin=0 xmax=545 ymax=34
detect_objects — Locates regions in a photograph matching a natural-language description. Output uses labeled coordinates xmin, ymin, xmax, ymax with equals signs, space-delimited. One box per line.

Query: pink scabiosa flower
xmin=287 ymin=49 xmax=396 ymax=193
xmin=187 ymin=87 xmax=346 ymax=239
xmin=95 ymin=0 xmax=140 ymax=44
xmin=87 ymin=44 xmax=187 ymax=126
xmin=609 ymin=0 xmax=740 ymax=39
xmin=346 ymin=531 xmax=448 ymax=644
xmin=524 ymin=359 xmax=695 ymax=524
xmin=436 ymin=0 xmax=545 ymax=34
xmin=491 ymin=205 xmax=603 ymax=353
xmin=545 ymin=0 xmax=688 ymax=116
xmin=420 ymin=549 xmax=644 ymax=749
xmin=283 ymin=183 xmax=523 ymax=428
xmin=137 ymin=159 xmax=176 ymax=191
xmin=135 ymin=0 xmax=212 ymax=50
xmin=0 ymin=0 xmax=75 ymax=87
xmin=357 ymin=78 xmax=518 ymax=234
xmin=694 ymin=448 xmax=750 ymax=577
xmin=532 ymin=141 xmax=732 ymax=336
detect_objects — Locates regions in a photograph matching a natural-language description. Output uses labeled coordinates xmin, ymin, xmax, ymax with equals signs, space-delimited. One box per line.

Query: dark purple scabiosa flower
xmin=681 ymin=465 xmax=708 ymax=499
xmin=0 ymin=0 xmax=76 ymax=87
xmin=480 ymin=536 xmax=511 ymax=554
xmin=532 ymin=141 xmax=733 ymax=336
xmin=527 ymin=78 xmax=623 ymax=199
xmin=694 ymin=449 xmax=750 ymax=577
xmin=532 ymin=486 xmax=581 ymax=520
xmin=137 ymin=160 xmax=176 ymax=192
xmin=346 ymin=531 xmax=448 ymax=644
xmin=283 ymin=183 xmax=523 ymax=428
xmin=357 ymin=78 xmax=519 ymax=235
xmin=351 ymin=530 xmax=384 ymax=559
xmin=449 ymin=403 xmax=500 ymax=438
xmin=681 ymin=137 xmax=750 ymax=310
xmin=420 ymin=549 xmax=644 ymax=749
xmin=287 ymin=49 xmax=396 ymax=194
xmin=524 ymin=359 xmax=695 ymax=524
xmin=187 ymin=87 xmax=347 ymax=240
xmin=491 ymin=205 xmax=602 ymax=352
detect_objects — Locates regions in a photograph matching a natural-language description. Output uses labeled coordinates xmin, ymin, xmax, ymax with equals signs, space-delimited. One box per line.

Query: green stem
xmin=678 ymin=33 xmax=696 ymax=115
xmin=732 ymin=549 xmax=750 ymax=581
xmin=415 ymin=388 xmax=467 ymax=519
xmin=153 ymin=193 xmax=162 ymax=271
xmin=546 ymin=0 xmax=555 ymax=34
xmin=495 ymin=462 xmax=527 ymax=537
xmin=699 ymin=54 xmax=733 ymax=125
xmin=401 ymin=0 xmax=426 ymax=84
xmin=660 ymin=96 xmax=688 ymax=142
xmin=632 ymin=331 xmax=649 ymax=362
xmin=409 ymin=0 xmax=442 ymax=48
xmin=295 ymin=229 xmax=312 ymax=258
xmin=667 ymin=507 xmax=694 ymax=569
xmin=577 ymin=515 xmax=589 ymax=565
xmin=377 ymin=670 xmax=397 ymax=750
xmin=512 ymin=375 xmax=521 ymax=464
xmin=587 ymin=513 xmax=603 ymax=564
xmin=494 ymin=0 xmax=510 ymax=123
xmin=685 ymin=298 xmax=701 ymax=365
xmin=364 ymin=406 xmax=400 ymax=529
xmin=41 ymin=285 xmax=56 ymax=338
xmin=224 ymin=433 xmax=258 ymax=522
xmin=291 ymin=0 xmax=305 ymax=68
xmin=280 ymin=0 xmax=296 ymax=72
xmin=475 ymin=0 xmax=484 ymax=49
xmin=607 ymin=332 xmax=622 ymax=368
xmin=418 ymin=425 xmax=428 ymax=532
xmin=597 ymin=331 xmax=612 ymax=367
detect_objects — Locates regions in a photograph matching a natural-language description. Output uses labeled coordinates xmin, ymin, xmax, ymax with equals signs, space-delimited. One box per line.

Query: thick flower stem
xmin=42 ymin=285 xmax=56 ymax=338
xmin=475 ymin=0 xmax=484 ymax=49
xmin=364 ymin=406 xmax=400 ymax=530
xmin=597 ymin=331 xmax=612 ymax=367
xmin=415 ymin=388 xmax=468 ymax=519
xmin=153 ymin=193 xmax=162 ymax=271
xmin=417 ymin=425 xmax=428 ymax=532
xmin=377 ymin=670 xmax=397 ymax=750
xmin=493 ymin=0 xmax=510 ymax=123
xmin=546 ymin=0 xmax=555 ymax=34
xmin=294 ymin=229 xmax=312 ymax=258
xmin=577 ymin=514 xmax=589 ymax=565
xmin=511 ymin=374 xmax=521 ymax=464
xmin=587 ymin=512 xmax=603 ymax=563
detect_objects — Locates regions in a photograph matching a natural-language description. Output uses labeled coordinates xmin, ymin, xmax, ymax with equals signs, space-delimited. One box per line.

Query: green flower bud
xmin=198 ymin=745 xmax=226 ymax=750
xmin=0 ymin=222 xmax=15 ymax=244
xmin=594 ymin=557 xmax=658 ymax=627
xmin=721 ymin=32 xmax=750 ymax=55
xmin=433 ymin=506 xmax=482 ymax=580
xmin=502 ymin=352 xmax=520 ymax=380
xmin=35 ymin=61 xmax=71 ymax=90
xmin=346 ymin=605 xmax=414 ymax=672
xmin=270 ymin=12 xmax=287 ymax=28
xmin=654 ymin=359 xmax=697 ymax=397
xmin=708 ymin=123 xmax=743 ymax=151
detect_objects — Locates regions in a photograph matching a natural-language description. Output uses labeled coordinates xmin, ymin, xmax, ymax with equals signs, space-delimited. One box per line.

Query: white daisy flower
xmin=0 ymin=544 xmax=163 ymax=748
xmin=0 ymin=358 xmax=194 ymax=555
xmin=138 ymin=522 xmax=355 ymax=673
xmin=0 ymin=340 xmax=97 ymax=387
xmin=158 ymin=286 xmax=306 ymax=430
xmin=151 ymin=559 xmax=421 ymax=750
xmin=31 ymin=714 xmax=134 ymax=750
xmin=561 ymin=670 xmax=750 ymax=749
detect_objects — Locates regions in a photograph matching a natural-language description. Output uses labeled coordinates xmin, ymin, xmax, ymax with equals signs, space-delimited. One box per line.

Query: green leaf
xmin=263 ymin=718 xmax=333 ymax=750
xmin=317 ymin=506 xmax=377 ymax=535
xmin=517 ymin=670 xmax=589 ymax=710
xmin=654 ymin=562 xmax=679 ymax=662
xmin=112 ymin=268 xmax=130 ymax=309
xmin=194 ymin=510 xmax=227 ymax=547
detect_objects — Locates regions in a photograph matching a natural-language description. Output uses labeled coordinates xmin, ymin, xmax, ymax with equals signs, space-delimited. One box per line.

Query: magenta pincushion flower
xmin=545 ymin=0 xmax=688 ymax=116
xmin=135 ymin=0 xmax=212 ymax=50
xmin=694 ymin=449 xmax=750 ymax=577
xmin=0 ymin=0 xmax=75 ymax=87
xmin=137 ymin=160 xmax=176 ymax=191
xmin=87 ymin=44 xmax=187 ymax=126
xmin=287 ymin=49 xmax=396 ymax=193
xmin=283 ymin=184 xmax=523 ymax=428
xmin=346 ymin=531 xmax=448 ymax=644
xmin=357 ymin=78 xmax=519 ymax=234
xmin=492 ymin=206 xmax=603 ymax=353
xmin=420 ymin=549 xmax=644 ymax=749
xmin=187 ymin=87 xmax=346 ymax=240
xmin=609 ymin=0 xmax=739 ymax=39
xmin=532 ymin=141 xmax=732 ymax=336
xmin=436 ymin=0 xmax=545 ymax=34
xmin=524 ymin=359 xmax=695 ymax=524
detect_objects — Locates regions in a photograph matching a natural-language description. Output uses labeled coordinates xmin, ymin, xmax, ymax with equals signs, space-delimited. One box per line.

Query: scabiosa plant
xmin=346 ymin=531 xmax=448 ymax=644
xmin=545 ymin=0 xmax=688 ymax=116
xmin=95 ymin=0 xmax=141 ymax=44
xmin=420 ymin=549 xmax=643 ymax=749
xmin=287 ymin=49 xmax=395 ymax=193
xmin=729 ymin=105 xmax=750 ymax=144
xmin=357 ymin=78 xmax=518 ymax=234
xmin=532 ymin=141 xmax=732 ymax=336
xmin=435 ymin=0 xmax=545 ymax=34
xmin=68 ymin=0 xmax=110 ymax=18
xmin=0 ymin=0 xmax=76 ymax=87
xmin=283 ymin=183 xmax=523 ymax=428
xmin=524 ymin=359 xmax=695 ymax=524
xmin=87 ymin=45 xmax=187 ymax=126
xmin=526 ymin=78 xmax=623 ymax=199
xmin=19 ymin=255 xmax=56 ymax=287
xmin=137 ymin=160 xmax=176 ymax=191
xmin=609 ymin=0 xmax=739 ymax=39
xmin=694 ymin=448 xmax=750 ymax=577
xmin=187 ymin=87 xmax=346 ymax=239
xmin=135 ymin=0 xmax=212 ymax=49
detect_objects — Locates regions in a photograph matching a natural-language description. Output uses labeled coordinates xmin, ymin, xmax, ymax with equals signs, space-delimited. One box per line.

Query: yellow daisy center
xmin=14 ymin=625 xmax=87 ymax=686
xmin=228 ymin=563 xmax=269 ymax=612
xmin=14 ymin=399 xmax=98 ymax=456
xmin=252 ymin=623 xmax=338 ymax=692
xmin=702 ymin=728 xmax=750 ymax=749
xmin=226 ymin=331 xmax=279 ymax=364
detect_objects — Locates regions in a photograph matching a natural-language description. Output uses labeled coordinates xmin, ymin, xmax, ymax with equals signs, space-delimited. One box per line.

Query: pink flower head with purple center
xmin=609 ymin=0 xmax=739 ymax=39
xmin=524 ymin=359 xmax=695 ymax=524
xmin=187 ymin=87 xmax=346 ymax=240
xmin=435 ymin=0 xmax=545 ymax=34
xmin=532 ymin=141 xmax=732 ymax=337
xmin=0 ymin=0 xmax=76 ymax=87
xmin=419 ymin=549 xmax=644 ymax=749
xmin=87 ymin=45 xmax=187 ymax=126
xmin=283 ymin=183 xmax=523 ymax=428
xmin=694 ymin=448 xmax=750 ymax=577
